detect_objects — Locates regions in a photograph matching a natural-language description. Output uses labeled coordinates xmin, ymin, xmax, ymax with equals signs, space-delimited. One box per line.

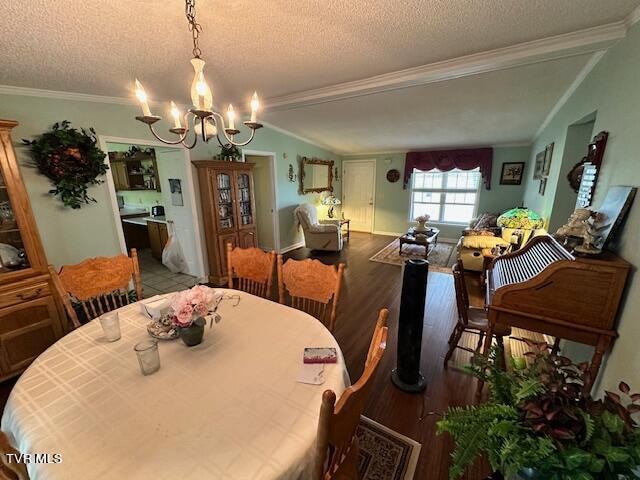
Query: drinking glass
xmin=99 ymin=312 xmax=121 ymax=342
xmin=134 ymin=340 xmax=160 ymax=375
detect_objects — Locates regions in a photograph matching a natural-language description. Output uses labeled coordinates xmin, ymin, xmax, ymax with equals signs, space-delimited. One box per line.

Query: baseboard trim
xmin=373 ymin=230 xmax=405 ymax=237
xmin=279 ymin=241 xmax=305 ymax=254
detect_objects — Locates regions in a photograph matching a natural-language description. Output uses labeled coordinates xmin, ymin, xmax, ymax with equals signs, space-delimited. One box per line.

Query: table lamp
xmin=322 ymin=195 xmax=341 ymax=219
xmin=497 ymin=207 xmax=544 ymax=248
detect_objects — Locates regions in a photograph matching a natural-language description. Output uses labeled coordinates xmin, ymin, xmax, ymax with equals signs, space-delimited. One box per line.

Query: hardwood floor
xmin=285 ymin=232 xmax=490 ymax=479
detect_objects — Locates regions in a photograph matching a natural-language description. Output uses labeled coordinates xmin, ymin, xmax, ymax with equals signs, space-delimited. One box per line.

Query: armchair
xmin=294 ymin=204 xmax=343 ymax=251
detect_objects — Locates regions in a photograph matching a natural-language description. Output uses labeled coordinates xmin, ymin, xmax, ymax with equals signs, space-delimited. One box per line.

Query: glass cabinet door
xmin=235 ymin=172 xmax=254 ymax=228
xmin=0 ymin=168 xmax=30 ymax=274
xmin=215 ymin=172 xmax=235 ymax=231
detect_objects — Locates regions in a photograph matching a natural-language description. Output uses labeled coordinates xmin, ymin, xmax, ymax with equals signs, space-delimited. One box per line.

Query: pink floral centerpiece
xmin=414 ymin=214 xmax=430 ymax=232
xmin=170 ymin=285 xmax=222 ymax=346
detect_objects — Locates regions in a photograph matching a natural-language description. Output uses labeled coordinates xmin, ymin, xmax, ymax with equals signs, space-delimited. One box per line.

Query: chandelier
xmin=132 ymin=0 xmax=262 ymax=149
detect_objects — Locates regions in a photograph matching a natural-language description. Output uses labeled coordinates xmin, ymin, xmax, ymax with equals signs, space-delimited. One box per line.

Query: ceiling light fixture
xmin=132 ymin=0 xmax=262 ymax=149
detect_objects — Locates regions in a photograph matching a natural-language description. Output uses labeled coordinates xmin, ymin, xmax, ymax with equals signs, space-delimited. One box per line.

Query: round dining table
xmin=1 ymin=289 xmax=349 ymax=480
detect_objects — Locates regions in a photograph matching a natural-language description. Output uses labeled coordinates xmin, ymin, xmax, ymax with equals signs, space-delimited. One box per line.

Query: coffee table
xmin=399 ymin=227 xmax=440 ymax=259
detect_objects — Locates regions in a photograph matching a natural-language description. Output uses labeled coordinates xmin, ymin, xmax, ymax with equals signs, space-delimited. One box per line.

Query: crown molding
xmin=0 ymin=84 xmax=135 ymax=105
xmin=342 ymin=142 xmax=533 ymax=157
xmin=625 ymin=4 xmax=640 ymax=28
xmin=534 ymin=50 xmax=606 ymax=138
xmin=258 ymin=120 xmax=340 ymax=155
xmin=265 ymin=21 xmax=627 ymax=111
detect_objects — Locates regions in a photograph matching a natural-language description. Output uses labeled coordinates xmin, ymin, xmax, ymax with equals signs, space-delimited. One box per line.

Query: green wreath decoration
xmin=23 ymin=121 xmax=108 ymax=209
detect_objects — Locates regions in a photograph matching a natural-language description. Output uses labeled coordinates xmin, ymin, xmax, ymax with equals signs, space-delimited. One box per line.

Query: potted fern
xmin=437 ymin=341 xmax=640 ymax=479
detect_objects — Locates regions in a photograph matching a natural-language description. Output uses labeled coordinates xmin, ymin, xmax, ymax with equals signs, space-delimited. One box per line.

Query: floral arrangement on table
xmin=170 ymin=285 xmax=223 ymax=346
xmin=437 ymin=341 xmax=640 ymax=480
xmin=414 ymin=214 xmax=431 ymax=232
xmin=22 ymin=121 xmax=108 ymax=209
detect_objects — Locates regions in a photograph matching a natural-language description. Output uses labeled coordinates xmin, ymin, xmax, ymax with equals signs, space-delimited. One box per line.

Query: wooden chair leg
xmin=476 ymin=323 xmax=495 ymax=401
xmin=476 ymin=331 xmax=485 ymax=352
xmin=444 ymin=324 xmax=464 ymax=366
xmin=551 ymin=337 xmax=561 ymax=356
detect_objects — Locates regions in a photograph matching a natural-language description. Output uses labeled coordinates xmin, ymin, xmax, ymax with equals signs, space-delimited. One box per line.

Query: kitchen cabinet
xmin=192 ymin=161 xmax=257 ymax=284
xmin=147 ymin=220 xmax=168 ymax=260
xmin=0 ymin=119 xmax=65 ymax=381
xmin=112 ymin=161 xmax=130 ymax=190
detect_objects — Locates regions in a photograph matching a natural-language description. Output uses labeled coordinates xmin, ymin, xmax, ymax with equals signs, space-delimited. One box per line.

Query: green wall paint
xmin=0 ymin=93 xmax=337 ymax=267
xmin=342 ymin=146 xmax=530 ymax=239
xmin=521 ymin=23 xmax=640 ymax=394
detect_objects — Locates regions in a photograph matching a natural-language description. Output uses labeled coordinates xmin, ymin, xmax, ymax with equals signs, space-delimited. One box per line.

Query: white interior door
xmin=342 ymin=160 xmax=375 ymax=232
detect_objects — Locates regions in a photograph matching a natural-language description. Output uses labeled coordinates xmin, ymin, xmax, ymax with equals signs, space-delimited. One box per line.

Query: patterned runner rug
xmin=356 ymin=416 xmax=421 ymax=480
xmin=369 ymin=238 xmax=457 ymax=272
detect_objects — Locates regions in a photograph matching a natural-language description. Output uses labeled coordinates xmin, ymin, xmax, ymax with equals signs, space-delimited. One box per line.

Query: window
xmin=410 ymin=168 xmax=481 ymax=224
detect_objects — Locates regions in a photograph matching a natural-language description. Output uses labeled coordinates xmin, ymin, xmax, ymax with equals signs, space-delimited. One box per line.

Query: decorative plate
xmin=386 ymin=169 xmax=400 ymax=183
xmin=146 ymin=321 xmax=179 ymax=340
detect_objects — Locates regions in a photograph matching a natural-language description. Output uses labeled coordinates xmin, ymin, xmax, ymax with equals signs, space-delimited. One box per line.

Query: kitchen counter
xmin=121 ymin=216 xmax=168 ymax=226
xmin=119 ymin=207 xmax=148 ymax=217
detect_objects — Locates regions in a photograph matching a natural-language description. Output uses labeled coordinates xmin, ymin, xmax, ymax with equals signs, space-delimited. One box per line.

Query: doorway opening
xmin=243 ymin=150 xmax=280 ymax=252
xmin=100 ymin=137 xmax=206 ymax=297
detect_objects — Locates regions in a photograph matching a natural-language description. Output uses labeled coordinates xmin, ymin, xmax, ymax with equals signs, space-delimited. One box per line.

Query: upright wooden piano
xmin=482 ymin=235 xmax=630 ymax=392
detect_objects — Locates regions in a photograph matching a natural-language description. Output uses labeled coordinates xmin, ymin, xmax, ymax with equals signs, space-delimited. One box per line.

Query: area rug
xmin=356 ymin=416 xmax=421 ymax=480
xmin=369 ymin=238 xmax=457 ymax=272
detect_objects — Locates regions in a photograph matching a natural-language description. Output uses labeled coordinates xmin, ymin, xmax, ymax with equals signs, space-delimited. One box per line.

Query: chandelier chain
xmin=185 ymin=0 xmax=202 ymax=58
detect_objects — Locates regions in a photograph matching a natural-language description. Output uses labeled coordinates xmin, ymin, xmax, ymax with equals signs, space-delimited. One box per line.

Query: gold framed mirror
xmin=299 ymin=157 xmax=334 ymax=194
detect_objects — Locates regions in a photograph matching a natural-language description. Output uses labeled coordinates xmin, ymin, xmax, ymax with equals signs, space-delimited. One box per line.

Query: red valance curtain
xmin=403 ymin=148 xmax=493 ymax=190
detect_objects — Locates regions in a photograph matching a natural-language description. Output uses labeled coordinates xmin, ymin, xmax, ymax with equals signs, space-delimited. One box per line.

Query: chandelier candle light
xmin=132 ymin=0 xmax=263 ymax=149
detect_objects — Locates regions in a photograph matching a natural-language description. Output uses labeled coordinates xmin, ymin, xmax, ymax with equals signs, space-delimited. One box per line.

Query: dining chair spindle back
xmin=226 ymin=243 xmax=277 ymax=299
xmin=314 ymin=308 xmax=389 ymax=480
xmin=276 ymin=256 xmax=345 ymax=332
xmin=50 ymin=249 xmax=143 ymax=329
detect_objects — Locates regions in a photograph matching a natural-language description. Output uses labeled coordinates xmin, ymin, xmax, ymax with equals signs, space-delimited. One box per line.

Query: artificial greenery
xmin=437 ymin=341 xmax=640 ymax=479
xmin=220 ymin=144 xmax=241 ymax=161
xmin=23 ymin=121 xmax=108 ymax=209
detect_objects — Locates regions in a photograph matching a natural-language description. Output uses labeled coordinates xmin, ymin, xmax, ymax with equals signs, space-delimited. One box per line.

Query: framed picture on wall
xmin=542 ymin=142 xmax=554 ymax=176
xmin=533 ymin=151 xmax=545 ymax=179
xmin=169 ymin=178 xmax=184 ymax=206
xmin=499 ymin=162 xmax=525 ymax=185
xmin=538 ymin=178 xmax=547 ymax=196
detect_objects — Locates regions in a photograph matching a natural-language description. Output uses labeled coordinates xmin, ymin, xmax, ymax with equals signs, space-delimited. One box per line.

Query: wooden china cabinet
xmin=193 ymin=160 xmax=258 ymax=285
xmin=0 ymin=120 xmax=65 ymax=381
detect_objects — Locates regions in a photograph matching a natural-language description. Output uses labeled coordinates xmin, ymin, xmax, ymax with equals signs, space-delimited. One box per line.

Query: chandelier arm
xmin=209 ymin=111 xmax=256 ymax=147
xmin=181 ymin=131 xmax=198 ymax=149
xmin=146 ymin=122 xmax=190 ymax=146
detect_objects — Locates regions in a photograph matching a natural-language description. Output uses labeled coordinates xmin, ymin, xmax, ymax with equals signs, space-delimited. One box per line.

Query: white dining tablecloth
xmin=1 ymin=289 xmax=349 ymax=480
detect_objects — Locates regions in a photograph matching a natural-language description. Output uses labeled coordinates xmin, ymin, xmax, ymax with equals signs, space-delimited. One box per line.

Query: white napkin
xmin=139 ymin=296 xmax=172 ymax=320
xmin=296 ymin=364 xmax=325 ymax=385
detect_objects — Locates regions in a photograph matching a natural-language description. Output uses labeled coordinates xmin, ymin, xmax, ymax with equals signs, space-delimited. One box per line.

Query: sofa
xmin=294 ymin=204 xmax=343 ymax=252
xmin=457 ymin=213 xmax=510 ymax=271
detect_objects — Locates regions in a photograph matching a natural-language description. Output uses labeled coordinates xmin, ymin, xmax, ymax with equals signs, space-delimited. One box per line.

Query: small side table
xmin=339 ymin=219 xmax=350 ymax=242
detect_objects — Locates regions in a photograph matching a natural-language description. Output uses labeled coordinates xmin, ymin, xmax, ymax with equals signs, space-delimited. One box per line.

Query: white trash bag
xmin=162 ymin=222 xmax=187 ymax=273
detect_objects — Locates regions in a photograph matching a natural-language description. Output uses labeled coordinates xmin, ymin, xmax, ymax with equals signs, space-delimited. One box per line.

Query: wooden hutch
xmin=0 ymin=120 xmax=66 ymax=380
xmin=193 ymin=160 xmax=258 ymax=285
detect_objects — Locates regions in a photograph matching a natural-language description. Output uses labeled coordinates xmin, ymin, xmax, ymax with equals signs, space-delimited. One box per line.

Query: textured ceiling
xmin=263 ymin=54 xmax=594 ymax=153
xmin=0 ymin=0 xmax=638 ymax=104
xmin=0 ymin=1 xmax=637 ymax=153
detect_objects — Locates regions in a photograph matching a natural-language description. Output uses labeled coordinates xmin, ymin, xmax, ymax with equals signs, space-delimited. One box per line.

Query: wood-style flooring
xmin=284 ymin=232 xmax=490 ymax=479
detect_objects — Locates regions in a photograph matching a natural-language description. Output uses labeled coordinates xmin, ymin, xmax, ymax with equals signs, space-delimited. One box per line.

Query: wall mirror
xmin=299 ymin=157 xmax=334 ymax=194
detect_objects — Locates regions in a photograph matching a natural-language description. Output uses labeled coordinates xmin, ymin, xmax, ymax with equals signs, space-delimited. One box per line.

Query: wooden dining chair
xmin=444 ymin=261 xmax=511 ymax=366
xmin=50 ymin=249 xmax=143 ymax=329
xmin=276 ymin=256 xmax=345 ymax=332
xmin=226 ymin=243 xmax=276 ymax=299
xmin=0 ymin=431 xmax=29 ymax=480
xmin=314 ymin=309 xmax=389 ymax=480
